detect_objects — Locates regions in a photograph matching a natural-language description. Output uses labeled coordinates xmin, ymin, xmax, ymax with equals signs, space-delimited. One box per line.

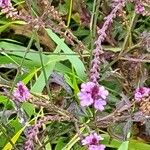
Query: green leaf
xmin=23 ymin=68 xmax=40 ymax=84
xmin=0 ymin=55 xmax=40 ymax=70
xmin=31 ymin=55 xmax=66 ymax=93
xmin=1 ymin=52 xmax=20 ymax=66
xmin=102 ymin=134 xmax=150 ymax=150
xmin=62 ymin=126 xmax=86 ymax=150
xmin=0 ymin=95 xmax=13 ymax=109
xmin=129 ymin=140 xmax=150 ymax=150
xmin=22 ymin=102 xmax=35 ymax=117
xmin=72 ymin=67 xmax=79 ymax=94
xmin=45 ymin=28 xmax=87 ymax=81
xmin=2 ymin=125 xmax=26 ymax=150
xmin=0 ymin=20 xmax=26 ymax=32
xmin=118 ymin=141 xmax=129 ymax=150
xmin=0 ymin=41 xmax=49 ymax=65
xmin=45 ymin=136 xmax=52 ymax=150
xmin=55 ymin=63 xmax=72 ymax=74
xmin=55 ymin=138 xmax=67 ymax=150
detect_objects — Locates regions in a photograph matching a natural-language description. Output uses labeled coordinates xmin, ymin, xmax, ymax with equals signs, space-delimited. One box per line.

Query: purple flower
xmin=13 ymin=81 xmax=30 ymax=102
xmin=134 ymin=87 xmax=150 ymax=101
xmin=94 ymin=100 xmax=107 ymax=111
xmin=81 ymin=133 xmax=105 ymax=150
xmin=0 ymin=0 xmax=12 ymax=8
xmin=24 ymin=115 xmax=61 ymax=150
xmin=89 ymin=144 xmax=106 ymax=150
xmin=135 ymin=3 xmax=145 ymax=14
xmin=82 ymin=133 xmax=102 ymax=145
xmin=78 ymin=82 xmax=108 ymax=111
xmin=90 ymin=0 xmax=126 ymax=83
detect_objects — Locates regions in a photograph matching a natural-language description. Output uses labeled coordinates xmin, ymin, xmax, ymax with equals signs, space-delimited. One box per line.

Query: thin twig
xmin=34 ymin=30 xmax=52 ymax=100
xmin=120 ymin=57 xmax=150 ymax=63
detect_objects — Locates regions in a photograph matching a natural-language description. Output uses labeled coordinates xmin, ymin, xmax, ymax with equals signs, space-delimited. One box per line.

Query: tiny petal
xmin=98 ymin=86 xmax=109 ymax=100
xmin=81 ymin=133 xmax=103 ymax=146
xmin=134 ymin=87 xmax=150 ymax=101
xmin=81 ymin=82 xmax=95 ymax=92
xmin=78 ymin=82 xmax=95 ymax=107
xmin=94 ymin=100 xmax=106 ymax=111
xmin=0 ymin=0 xmax=12 ymax=8
xmin=80 ymin=95 xmax=93 ymax=107
xmin=89 ymin=144 xmax=106 ymax=150
xmin=78 ymin=91 xmax=93 ymax=106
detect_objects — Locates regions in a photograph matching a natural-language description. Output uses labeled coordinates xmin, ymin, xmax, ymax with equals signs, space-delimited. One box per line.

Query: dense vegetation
xmin=0 ymin=0 xmax=150 ymax=150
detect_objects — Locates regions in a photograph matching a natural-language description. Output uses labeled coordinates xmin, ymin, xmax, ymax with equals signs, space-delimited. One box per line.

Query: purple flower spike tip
xmin=89 ymin=144 xmax=106 ymax=150
xmin=134 ymin=87 xmax=150 ymax=101
xmin=13 ymin=81 xmax=30 ymax=102
xmin=135 ymin=3 xmax=145 ymax=14
xmin=0 ymin=0 xmax=12 ymax=8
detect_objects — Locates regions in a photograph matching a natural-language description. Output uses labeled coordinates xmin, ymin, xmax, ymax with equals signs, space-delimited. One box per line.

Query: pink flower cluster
xmin=24 ymin=115 xmax=61 ymax=150
xmin=135 ymin=2 xmax=145 ymax=14
xmin=0 ymin=0 xmax=11 ymax=8
xmin=25 ymin=118 xmax=45 ymax=150
xmin=82 ymin=133 xmax=105 ymax=150
xmin=134 ymin=87 xmax=150 ymax=102
xmin=78 ymin=82 xmax=108 ymax=111
xmin=132 ymin=0 xmax=150 ymax=16
xmin=0 ymin=0 xmax=18 ymax=18
xmin=78 ymin=0 xmax=124 ymax=114
xmin=13 ymin=81 xmax=30 ymax=102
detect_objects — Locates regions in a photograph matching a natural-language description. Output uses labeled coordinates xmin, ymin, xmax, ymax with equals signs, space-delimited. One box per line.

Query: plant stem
xmin=9 ymin=32 xmax=34 ymax=94
xmin=90 ymin=0 xmax=97 ymax=52
xmin=2 ymin=32 xmax=34 ymax=123
xmin=34 ymin=31 xmax=52 ymax=100
xmin=89 ymin=0 xmax=101 ymax=68
xmin=102 ymin=43 xmax=141 ymax=73
xmin=119 ymin=11 xmax=137 ymax=56
xmin=67 ymin=0 xmax=73 ymax=27
xmin=93 ymin=0 xmax=101 ymax=37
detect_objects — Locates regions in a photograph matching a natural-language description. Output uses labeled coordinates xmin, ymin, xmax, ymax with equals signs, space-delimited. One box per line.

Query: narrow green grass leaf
xmin=102 ymin=134 xmax=150 ymax=150
xmin=129 ymin=140 xmax=150 ymax=150
xmin=1 ymin=52 xmax=19 ymax=66
xmin=118 ymin=141 xmax=129 ymax=150
xmin=0 ymin=41 xmax=49 ymax=64
xmin=31 ymin=55 xmax=66 ymax=93
xmin=23 ymin=68 xmax=40 ymax=84
xmin=45 ymin=28 xmax=87 ymax=81
xmin=62 ymin=126 xmax=86 ymax=150
xmin=2 ymin=125 xmax=26 ymax=150
xmin=0 ymin=55 xmax=40 ymax=70
xmin=0 ymin=20 xmax=25 ymax=32
xmin=72 ymin=67 xmax=79 ymax=94
xmin=45 ymin=139 xmax=52 ymax=150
